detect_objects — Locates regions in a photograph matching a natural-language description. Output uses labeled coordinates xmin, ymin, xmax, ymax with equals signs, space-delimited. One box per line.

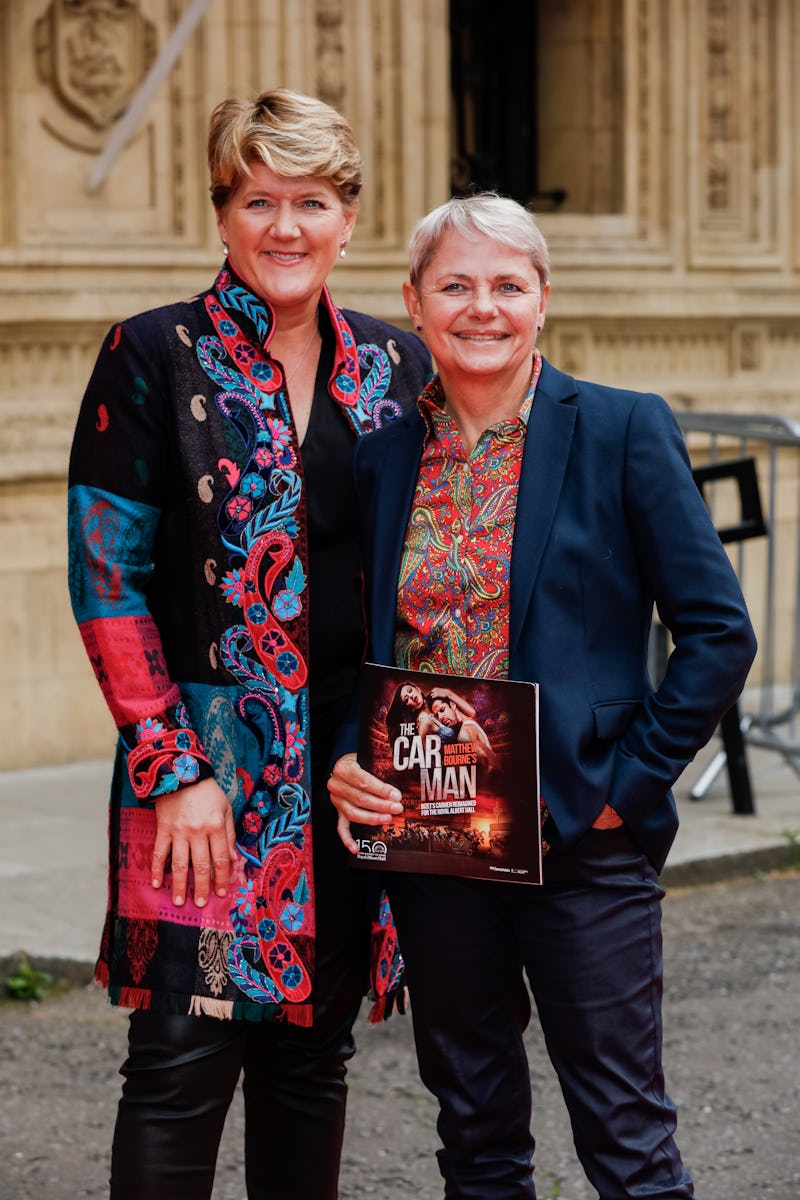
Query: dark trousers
xmin=387 ymin=828 xmax=695 ymax=1200
xmin=110 ymin=795 xmax=371 ymax=1200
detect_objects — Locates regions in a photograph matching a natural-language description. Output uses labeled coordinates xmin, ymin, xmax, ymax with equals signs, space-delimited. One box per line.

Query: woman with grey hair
xmin=330 ymin=191 xmax=755 ymax=1198
xmin=68 ymin=88 xmax=429 ymax=1199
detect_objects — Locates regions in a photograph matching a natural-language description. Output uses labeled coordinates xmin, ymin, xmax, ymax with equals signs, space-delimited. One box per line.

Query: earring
xmin=415 ymin=324 xmax=423 ymax=332
xmin=222 ymin=242 xmax=229 ymax=256
xmin=536 ymin=321 xmax=543 ymax=331
xmin=339 ymin=243 xmax=347 ymax=258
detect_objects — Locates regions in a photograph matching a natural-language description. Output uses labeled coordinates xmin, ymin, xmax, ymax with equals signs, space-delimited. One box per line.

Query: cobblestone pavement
xmin=1 ymin=869 xmax=799 ymax=1199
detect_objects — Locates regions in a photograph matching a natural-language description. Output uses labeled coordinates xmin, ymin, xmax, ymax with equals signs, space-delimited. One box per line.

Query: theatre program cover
xmin=353 ymin=664 xmax=542 ymax=884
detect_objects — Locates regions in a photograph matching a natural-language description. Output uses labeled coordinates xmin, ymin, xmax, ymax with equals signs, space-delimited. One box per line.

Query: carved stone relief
xmin=10 ymin=0 xmax=205 ymax=248
xmin=689 ymin=0 xmax=779 ymax=264
xmin=34 ymin=0 xmax=157 ymax=151
xmin=314 ymin=0 xmax=345 ymax=109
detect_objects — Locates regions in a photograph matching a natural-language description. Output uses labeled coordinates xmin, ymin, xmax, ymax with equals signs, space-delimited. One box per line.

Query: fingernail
xmin=174 ymin=895 xmax=184 ymax=906
xmin=151 ymin=879 xmax=160 ymax=889
xmin=196 ymin=895 xmax=206 ymax=908
xmin=216 ymin=887 xmax=227 ymax=897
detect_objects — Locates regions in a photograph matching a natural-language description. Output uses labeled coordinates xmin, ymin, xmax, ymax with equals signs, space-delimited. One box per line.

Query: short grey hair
xmin=408 ymin=193 xmax=550 ymax=290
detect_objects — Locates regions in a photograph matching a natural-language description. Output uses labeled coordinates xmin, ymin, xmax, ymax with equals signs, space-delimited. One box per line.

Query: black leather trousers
xmin=109 ymin=797 xmax=371 ymax=1200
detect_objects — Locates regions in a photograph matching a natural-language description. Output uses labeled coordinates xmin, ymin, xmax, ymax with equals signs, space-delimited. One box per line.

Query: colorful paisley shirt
xmin=395 ymin=351 xmax=622 ymax=836
xmin=67 ymin=264 xmax=430 ymax=1023
xmin=395 ymin=353 xmax=541 ymax=679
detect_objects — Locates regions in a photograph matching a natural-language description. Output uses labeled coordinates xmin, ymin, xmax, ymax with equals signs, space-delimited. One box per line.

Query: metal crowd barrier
xmin=673 ymin=411 xmax=800 ymax=812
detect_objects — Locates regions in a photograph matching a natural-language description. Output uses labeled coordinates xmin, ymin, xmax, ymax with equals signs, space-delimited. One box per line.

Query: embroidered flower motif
xmin=175 ymin=730 xmax=192 ymax=752
xmin=284 ymin=721 xmax=306 ymax=760
xmin=266 ymin=418 xmax=292 ymax=452
xmin=281 ymin=963 xmax=304 ymax=990
xmin=226 ymin=494 xmax=252 ymax=523
xmin=221 ymin=569 xmax=245 ymax=606
xmin=258 ymin=917 xmax=277 ymax=942
xmin=251 ymin=361 xmax=276 ymax=384
xmin=268 ymin=942 xmax=292 ymax=970
xmin=259 ymin=628 xmax=284 ymax=652
xmin=254 ymin=446 xmax=273 ymax=470
xmin=280 ymin=902 xmax=305 ymax=932
xmin=246 ymin=601 xmax=268 ymax=625
xmin=240 ymin=472 xmax=266 ymax=501
xmin=174 ymin=754 xmax=199 ymax=783
xmin=272 ymin=590 xmax=301 ymax=621
xmin=218 ymin=319 xmax=238 ymax=336
xmin=262 ymin=764 xmax=281 ymax=785
xmin=276 ymin=650 xmax=299 ymax=676
xmin=243 ymin=811 xmax=261 ymax=834
xmin=335 ymin=373 xmax=357 ymax=394
xmin=233 ymin=341 xmax=256 ymax=363
xmin=136 ymin=716 xmax=164 ymax=742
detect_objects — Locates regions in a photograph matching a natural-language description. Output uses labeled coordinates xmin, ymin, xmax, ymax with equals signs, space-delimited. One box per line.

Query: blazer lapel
xmin=510 ymin=361 xmax=578 ymax=658
xmin=366 ymin=415 xmax=425 ymax=662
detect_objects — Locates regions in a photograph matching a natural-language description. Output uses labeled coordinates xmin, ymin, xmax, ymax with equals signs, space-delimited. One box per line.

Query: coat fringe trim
xmin=99 ymin=968 xmax=394 ymax=1027
xmin=101 ymin=974 xmax=285 ymax=1023
xmin=367 ymin=981 xmax=408 ymax=1024
xmin=189 ymin=995 xmax=234 ymax=1019
xmin=280 ymin=1002 xmax=314 ymax=1027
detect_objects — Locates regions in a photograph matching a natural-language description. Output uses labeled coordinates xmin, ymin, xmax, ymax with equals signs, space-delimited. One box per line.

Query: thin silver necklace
xmin=283 ymin=324 xmax=319 ymax=385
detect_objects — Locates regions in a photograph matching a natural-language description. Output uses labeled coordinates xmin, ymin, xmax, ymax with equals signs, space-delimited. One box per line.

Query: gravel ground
xmin=1 ymin=870 xmax=798 ymax=1200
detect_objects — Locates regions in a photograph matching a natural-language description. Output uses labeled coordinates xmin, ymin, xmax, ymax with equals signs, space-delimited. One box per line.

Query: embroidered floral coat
xmin=67 ymin=265 xmax=430 ymax=1023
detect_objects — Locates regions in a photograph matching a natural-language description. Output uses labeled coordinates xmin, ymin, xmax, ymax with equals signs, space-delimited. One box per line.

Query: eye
xmin=441 ymin=282 xmax=466 ymax=293
xmin=300 ymin=198 xmax=325 ymax=209
xmin=498 ymin=281 xmax=522 ymax=293
xmin=246 ymin=197 xmax=272 ymax=209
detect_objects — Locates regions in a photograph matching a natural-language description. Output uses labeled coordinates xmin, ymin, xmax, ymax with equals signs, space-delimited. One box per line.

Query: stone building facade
xmin=0 ymin=0 xmax=798 ymax=769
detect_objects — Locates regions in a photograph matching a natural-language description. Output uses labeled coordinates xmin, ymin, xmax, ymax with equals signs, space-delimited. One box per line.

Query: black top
xmin=301 ymin=321 xmax=366 ymax=779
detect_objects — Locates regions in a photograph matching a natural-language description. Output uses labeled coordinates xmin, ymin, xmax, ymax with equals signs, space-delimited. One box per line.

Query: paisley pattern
xmin=67 ymin=263 xmax=430 ymax=1021
xmin=396 ymin=354 xmax=541 ymax=680
xmin=198 ymin=928 xmax=235 ymax=998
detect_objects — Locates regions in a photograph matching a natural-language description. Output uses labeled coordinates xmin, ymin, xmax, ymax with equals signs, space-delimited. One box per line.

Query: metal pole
xmin=87 ymin=0 xmax=215 ymax=193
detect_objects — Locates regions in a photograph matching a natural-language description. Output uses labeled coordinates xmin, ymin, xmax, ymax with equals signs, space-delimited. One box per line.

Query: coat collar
xmin=509 ymin=359 xmax=578 ymax=657
xmin=208 ymin=262 xmax=393 ymax=437
xmin=364 ymin=412 xmax=426 ymax=661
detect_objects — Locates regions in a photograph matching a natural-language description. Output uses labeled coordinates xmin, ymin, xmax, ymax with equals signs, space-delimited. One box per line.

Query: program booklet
xmin=353 ymin=664 xmax=542 ymax=884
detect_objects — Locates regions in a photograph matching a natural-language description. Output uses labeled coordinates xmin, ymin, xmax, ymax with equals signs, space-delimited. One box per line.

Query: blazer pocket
xmin=592 ymin=699 xmax=643 ymax=741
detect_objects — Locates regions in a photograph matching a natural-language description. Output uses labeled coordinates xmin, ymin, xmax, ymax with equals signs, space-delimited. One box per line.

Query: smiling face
xmin=403 ymin=228 xmax=549 ymax=390
xmin=216 ymin=162 xmax=357 ymax=320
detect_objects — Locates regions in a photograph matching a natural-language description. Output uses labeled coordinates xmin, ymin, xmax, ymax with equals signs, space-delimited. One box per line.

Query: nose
xmin=270 ymin=202 xmax=300 ymax=239
xmin=467 ymin=284 xmax=498 ymax=318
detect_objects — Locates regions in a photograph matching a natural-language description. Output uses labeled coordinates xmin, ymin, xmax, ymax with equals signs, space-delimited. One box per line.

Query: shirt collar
xmin=417 ymin=350 xmax=543 ymax=442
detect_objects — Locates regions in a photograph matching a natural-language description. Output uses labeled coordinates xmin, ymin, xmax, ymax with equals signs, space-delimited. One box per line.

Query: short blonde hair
xmin=408 ymin=193 xmax=550 ymax=290
xmin=208 ymin=88 xmax=362 ymax=211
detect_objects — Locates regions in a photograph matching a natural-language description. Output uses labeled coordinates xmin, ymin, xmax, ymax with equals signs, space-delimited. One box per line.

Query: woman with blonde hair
xmin=68 ymin=88 xmax=429 ymax=1199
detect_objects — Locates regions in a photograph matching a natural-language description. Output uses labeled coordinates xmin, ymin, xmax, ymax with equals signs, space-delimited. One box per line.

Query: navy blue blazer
xmin=338 ymin=358 xmax=757 ymax=873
